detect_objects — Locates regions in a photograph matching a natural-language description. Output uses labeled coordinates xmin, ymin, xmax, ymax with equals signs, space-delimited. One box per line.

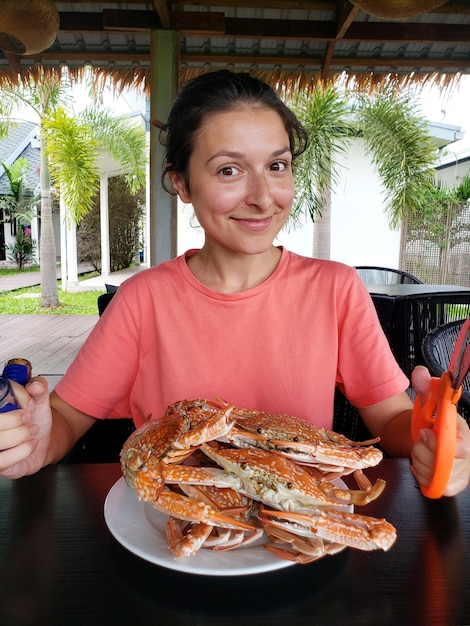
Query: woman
xmin=1 ymin=70 xmax=469 ymax=495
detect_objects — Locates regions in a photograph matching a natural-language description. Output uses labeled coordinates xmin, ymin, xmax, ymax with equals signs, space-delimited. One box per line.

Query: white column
xmin=60 ymin=194 xmax=67 ymax=289
xmin=59 ymin=191 xmax=79 ymax=291
xmin=66 ymin=218 xmax=78 ymax=291
xmin=100 ymin=172 xmax=110 ymax=278
xmin=30 ymin=210 xmax=40 ymax=265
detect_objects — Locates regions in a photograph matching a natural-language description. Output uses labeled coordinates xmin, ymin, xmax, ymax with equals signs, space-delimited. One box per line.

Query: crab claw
xmin=259 ymin=507 xmax=397 ymax=553
xmin=320 ymin=477 xmax=387 ymax=506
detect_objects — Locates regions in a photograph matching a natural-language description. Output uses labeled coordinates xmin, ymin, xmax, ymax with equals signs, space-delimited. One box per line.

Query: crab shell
xmin=120 ymin=406 xmax=236 ymax=489
xmin=199 ymin=441 xmax=386 ymax=512
xmin=223 ymin=404 xmax=384 ymax=472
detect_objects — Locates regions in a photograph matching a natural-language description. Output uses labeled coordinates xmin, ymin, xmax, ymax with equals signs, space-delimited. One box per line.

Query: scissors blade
xmin=448 ymin=317 xmax=470 ymax=390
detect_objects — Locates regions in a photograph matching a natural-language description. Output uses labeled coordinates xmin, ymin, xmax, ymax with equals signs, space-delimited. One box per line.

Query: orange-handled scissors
xmin=411 ymin=316 xmax=470 ymax=499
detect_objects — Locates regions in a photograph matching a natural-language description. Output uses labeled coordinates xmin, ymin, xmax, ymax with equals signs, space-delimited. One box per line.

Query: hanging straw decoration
xmin=0 ymin=0 xmax=59 ymax=55
xmin=351 ymin=0 xmax=449 ymax=19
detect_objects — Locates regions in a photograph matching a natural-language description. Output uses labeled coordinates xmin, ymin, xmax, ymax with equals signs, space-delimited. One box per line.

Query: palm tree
xmin=0 ymin=157 xmax=37 ymax=226
xmin=291 ymin=83 xmax=437 ymax=259
xmin=0 ymin=157 xmax=38 ymax=269
xmin=44 ymin=107 xmax=146 ymax=224
xmin=0 ymin=70 xmax=147 ymax=307
xmin=0 ymin=73 xmax=68 ymax=306
xmin=290 ymin=85 xmax=356 ymax=259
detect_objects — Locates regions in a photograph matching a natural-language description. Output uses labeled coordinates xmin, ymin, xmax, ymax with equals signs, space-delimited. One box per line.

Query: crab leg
xmin=153 ymin=489 xmax=256 ymax=531
xmin=167 ymin=518 xmax=214 ymax=558
xmin=262 ymin=523 xmax=345 ymax=564
xmin=259 ymin=507 xmax=397 ymax=553
xmin=163 ymin=486 xmax=260 ymax=558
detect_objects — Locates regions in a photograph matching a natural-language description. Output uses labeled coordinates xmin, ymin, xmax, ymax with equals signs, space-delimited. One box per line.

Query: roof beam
xmin=58 ymin=11 xmax=470 ymax=45
xmin=320 ymin=0 xmax=359 ymax=81
xmin=152 ymin=0 xmax=171 ymax=29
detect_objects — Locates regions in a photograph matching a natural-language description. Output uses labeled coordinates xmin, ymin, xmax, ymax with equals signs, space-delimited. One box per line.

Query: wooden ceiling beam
xmin=152 ymin=0 xmax=171 ymax=29
xmin=170 ymin=11 xmax=226 ymax=34
xmin=346 ymin=21 xmax=470 ymax=43
xmin=59 ymin=11 xmax=470 ymax=45
xmin=320 ymin=0 xmax=359 ymax=80
xmin=104 ymin=10 xmax=161 ymax=31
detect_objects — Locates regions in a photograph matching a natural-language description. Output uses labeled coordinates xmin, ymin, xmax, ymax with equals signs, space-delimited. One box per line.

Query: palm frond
xmin=354 ymin=87 xmax=437 ymax=227
xmin=455 ymin=173 xmax=470 ymax=203
xmin=43 ymin=108 xmax=100 ymax=222
xmin=291 ymin=85 xmax=355 ymax=221
xmin=81 ymin=108 xmax=147 ymax=192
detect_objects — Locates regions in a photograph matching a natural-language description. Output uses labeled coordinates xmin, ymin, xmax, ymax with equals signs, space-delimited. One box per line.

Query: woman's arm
xmin=47 ymin=389 xmax=97 ymax=463
xmin=359 ymin=391 xmax=414 ymax=457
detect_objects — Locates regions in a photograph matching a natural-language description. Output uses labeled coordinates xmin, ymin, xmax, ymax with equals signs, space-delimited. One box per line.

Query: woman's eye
xmin=270 ymin=161 xmax=289 ymax=172
xmin=219 ymin=166 xmax=239 ymax=177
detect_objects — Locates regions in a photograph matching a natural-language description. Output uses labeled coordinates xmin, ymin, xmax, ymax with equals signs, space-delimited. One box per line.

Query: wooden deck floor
xmin=0 ymin=314 xmax=98 ymax=390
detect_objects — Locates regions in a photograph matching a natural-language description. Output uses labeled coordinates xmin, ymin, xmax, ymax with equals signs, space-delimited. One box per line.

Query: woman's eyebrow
xmin=206 ymin=147 xmax=291 ymax=165
xmin=206 ymin=150 xmax=243 ymax=164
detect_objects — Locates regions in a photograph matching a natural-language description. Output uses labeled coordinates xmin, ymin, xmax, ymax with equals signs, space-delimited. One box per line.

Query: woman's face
xmin=171 ymin=106 xmax=295 ymax=256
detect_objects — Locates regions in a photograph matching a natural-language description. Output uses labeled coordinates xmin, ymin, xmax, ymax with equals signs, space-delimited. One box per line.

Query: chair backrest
xmin=64 ymin=286 xmax=135 ymax=463
xmin=355 ymin=266 xmax=423 ymax=285
xmin=65 ymin=418 xmax=136 ymax=463
xmin=370 ymin=293 xmax=395 ymax=332
xmin=422 ymin=318 xmax=470 ymax=424
xmin=97 ymin=292 xmax=115 ymax=316
xmin=332 ymin=389 xmax=373 ymax=442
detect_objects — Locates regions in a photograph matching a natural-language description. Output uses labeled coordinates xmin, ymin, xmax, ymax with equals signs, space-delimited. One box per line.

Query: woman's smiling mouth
xmin=231 ymin=216 xmax=274 ymax=230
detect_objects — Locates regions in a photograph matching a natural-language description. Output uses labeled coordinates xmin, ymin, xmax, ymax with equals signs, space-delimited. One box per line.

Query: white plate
xmin=104 ymin=476 xmax=350 ymax=576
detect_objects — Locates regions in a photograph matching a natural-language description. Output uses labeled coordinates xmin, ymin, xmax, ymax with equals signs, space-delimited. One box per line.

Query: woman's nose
xmin=246 ymin=172 xmax=273 ymax=210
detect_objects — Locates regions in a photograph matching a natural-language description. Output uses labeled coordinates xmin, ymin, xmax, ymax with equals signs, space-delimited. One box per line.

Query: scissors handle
xmin=411 ymin=372 xmax=459 ymax=499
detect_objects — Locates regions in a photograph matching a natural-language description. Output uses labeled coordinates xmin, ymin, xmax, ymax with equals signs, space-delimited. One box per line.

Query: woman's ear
xmin=168 ymin=172 xmax=191 ymax=203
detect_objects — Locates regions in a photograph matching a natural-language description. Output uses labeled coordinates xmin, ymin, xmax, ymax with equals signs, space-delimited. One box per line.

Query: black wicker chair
xmin=355 ymin=266 xmax=423 ymax=285
xmin=332 ymin=293 xmax=399 ymax=440
xmin=422 ymin=318 xmax=470 ymax=425
xmin=332 ymin=389 xmax=374 ymax=442
xmin=64 ymin=288 xmax=135 ymax=463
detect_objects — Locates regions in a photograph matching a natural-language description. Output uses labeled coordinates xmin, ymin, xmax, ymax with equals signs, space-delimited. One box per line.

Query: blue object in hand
xmin=0 ymin=359 xmax=32 ymax=413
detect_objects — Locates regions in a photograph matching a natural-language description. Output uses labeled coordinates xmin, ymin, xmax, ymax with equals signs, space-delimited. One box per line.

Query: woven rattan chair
xmin=355 ymin=266 xmax=423 ymax=285
xmin=332 ymin=389 xmax=374 ymax=442
xmin=422 ymin=318 xmax=470 ymax=425
xmin=387 ymin=294 xmax=470 ymax=379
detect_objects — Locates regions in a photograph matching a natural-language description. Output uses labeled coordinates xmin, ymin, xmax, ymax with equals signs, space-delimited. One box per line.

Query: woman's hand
xmin=0 ymin=377 xmax=52 ymax=479
xmin=411 ymin=365 xmax=470 ymax=497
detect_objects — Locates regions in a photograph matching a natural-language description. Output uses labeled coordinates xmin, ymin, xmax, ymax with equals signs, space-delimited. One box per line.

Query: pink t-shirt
xmin=55 ymin=249 xmax=409 ymax=428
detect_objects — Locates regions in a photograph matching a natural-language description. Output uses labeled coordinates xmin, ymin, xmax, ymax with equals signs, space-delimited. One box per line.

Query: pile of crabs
xmin=120 ymin=398 xmax=397 ymax=564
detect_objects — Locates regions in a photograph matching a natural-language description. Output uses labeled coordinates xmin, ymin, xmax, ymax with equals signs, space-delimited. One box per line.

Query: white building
xmin=179 ymin=121 xmax=466 ymax=268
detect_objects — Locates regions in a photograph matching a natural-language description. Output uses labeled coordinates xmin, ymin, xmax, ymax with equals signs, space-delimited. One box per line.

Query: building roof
xmin=0 ymin=122 xmax=41 ymax=195
xmin=0 ymin=2 xmax=470 ymax=93
xmin=428 ymin=120 xmax=465 ymax=149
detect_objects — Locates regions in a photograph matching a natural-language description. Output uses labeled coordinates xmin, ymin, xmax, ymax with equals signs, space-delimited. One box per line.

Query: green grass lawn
xmin=0 ymin=272 xmax=104 ymax=315
xmin=0 ymin=266 xmax=42 ymax=276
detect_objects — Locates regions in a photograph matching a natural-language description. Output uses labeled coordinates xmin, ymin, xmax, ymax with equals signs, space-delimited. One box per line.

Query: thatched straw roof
xmin=0 ymin=2 xmax=468 ymax=96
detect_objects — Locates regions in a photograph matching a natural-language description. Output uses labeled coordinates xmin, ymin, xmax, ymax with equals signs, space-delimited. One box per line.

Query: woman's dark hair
xmin=160 ymin=70 xmax=308 ymax=194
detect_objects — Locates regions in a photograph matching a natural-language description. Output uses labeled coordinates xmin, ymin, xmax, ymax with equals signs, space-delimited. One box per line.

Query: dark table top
xmin=367 ymin=283 xmax=470 ymax=298
xmin=1 ymin=460 xmax=469 ymax=626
